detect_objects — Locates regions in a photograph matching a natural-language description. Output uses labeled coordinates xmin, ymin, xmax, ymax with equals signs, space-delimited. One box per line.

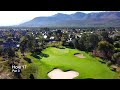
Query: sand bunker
xmin=74 ymin=54 xmax=85 ymax=58
xmin=48 ymin=69 xmax=79 ymax=79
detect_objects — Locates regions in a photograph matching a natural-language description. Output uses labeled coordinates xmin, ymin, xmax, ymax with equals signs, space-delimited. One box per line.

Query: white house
xmin=50 ymin=36 xmax=54 ymax=40
xmin=44 ymin=35 xmax=47 ymax=39
xmin=16 ymin=44 xmax=20 ymax=47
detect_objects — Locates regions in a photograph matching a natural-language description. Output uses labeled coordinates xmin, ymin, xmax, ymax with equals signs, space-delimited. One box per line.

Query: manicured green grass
xmin=27 ymin=47 xmax=118 ymax=79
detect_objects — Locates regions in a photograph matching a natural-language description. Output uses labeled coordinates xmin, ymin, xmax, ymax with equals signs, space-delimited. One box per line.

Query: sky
xmin=0 ymin=11 xmax=105 ymax=26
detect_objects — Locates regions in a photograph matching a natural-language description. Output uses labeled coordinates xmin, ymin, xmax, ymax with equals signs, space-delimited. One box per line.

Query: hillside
xmin=18 ymin=11 xmax=120 ymax=27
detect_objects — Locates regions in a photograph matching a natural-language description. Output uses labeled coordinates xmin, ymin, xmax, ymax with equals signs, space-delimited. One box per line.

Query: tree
xmin=61 ymin=33 xmax=69 ymax=46
xmin=0 ymin=45 xmax=3 ymax=56
xmin=26 ymin=34 xmax=35 ymax=52
xmin=4 ymin=47 xmax=15 ymax=58
xmin=72 ymin=39 xmax=79 ymax=49
xmin=113 ymin=35 xmax=120 ymax=41
xmin=114 ymin=41 xmax=120 ymax=48
xmin=20 ymin=38 xmax=28 ymax=56
xmin=112 ymin=52 xmax=120 ymax=65
xmin=33 ymin=35 xmax=45 ymax=53
xmin=77 ymin=33 xmax=100 ymax=51
xmin=78 ymin=33 xmax=87 ymax=51
xmin=97 ymin=40 xmax=114 ymax=60
xmin=101 ymin=31 xmax=109 ymax=40
xmin=85 ymin=34 xmax=100 ymax=51
xmin=54 ymin=30 xmax=62 ymax=41
xmin=101 ymin=31 xmax=113 ymax=44
xmin=3 ymin=47 xmax=16 ymax=68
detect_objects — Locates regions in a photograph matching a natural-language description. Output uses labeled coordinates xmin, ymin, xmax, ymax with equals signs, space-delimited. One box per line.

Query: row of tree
xmin=71 ymin=31 xmax=120 ymax=65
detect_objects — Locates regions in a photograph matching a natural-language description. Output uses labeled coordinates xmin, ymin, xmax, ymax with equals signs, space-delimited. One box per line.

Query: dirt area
xmin=74 ymin=54 xmax=85 ymax=58
xmin=0 ymin=71 xmax=11 ymax=79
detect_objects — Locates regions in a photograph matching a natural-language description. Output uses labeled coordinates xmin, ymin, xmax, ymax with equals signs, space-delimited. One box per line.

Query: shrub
xmin=0 ymin=65 xmax=3 ymax=73
xmin=20 ymin=64 xmax=38 ymax=79
xmin=112 ymin=52 xmax=120 ymax=65
xmin=109 ymin=67 xmax=116 ymax=72
xmin=15 ymin=53 xmax=19 ymax=58
xmin=14 ymin=61 xmax=19 ymax=66
xmin=107 ymin=61 xmax=112 ymax=67
xmin=114 ymin=48 xmax=120 ymax=53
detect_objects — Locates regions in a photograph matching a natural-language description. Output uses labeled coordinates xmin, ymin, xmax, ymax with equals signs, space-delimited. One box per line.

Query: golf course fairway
xmin=27 ymin=47 xmax=118 ymax=79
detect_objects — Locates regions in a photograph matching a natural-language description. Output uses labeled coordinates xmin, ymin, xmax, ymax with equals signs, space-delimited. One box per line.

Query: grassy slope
xmin=27 ymin=47 xmax=117 ymax=79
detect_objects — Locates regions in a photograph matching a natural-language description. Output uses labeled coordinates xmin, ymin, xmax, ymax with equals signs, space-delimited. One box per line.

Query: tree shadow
xmin=31 ymin=53 xmax=42 ymax=59
xmin=23 ymin=57 xmax=32 ymax=63
xmin=85 ymin=78 xmax=94 ymax=79
xmin=29 ymin=74 xmax=35 ymax=79
xmin=39 ymin=52 xmax=49 ymax=58
xmin=64 ymin=46 xmax=75 ymax=49
xmin=14 ymin=72 xmax=22 ymax=79
xmin=31 ymin=52 xmax=49 ymax=59
xmin=74 ymin=53 xmax=80 ymax=55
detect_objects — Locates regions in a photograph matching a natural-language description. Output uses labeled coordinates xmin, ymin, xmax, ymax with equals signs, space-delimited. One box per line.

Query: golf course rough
xmin=27 ymin=47 xmax=118 ymax=79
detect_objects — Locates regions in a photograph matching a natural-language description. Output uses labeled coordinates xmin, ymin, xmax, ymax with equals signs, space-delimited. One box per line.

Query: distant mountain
xmin=18 ymin=12 xmax=120 ymax=27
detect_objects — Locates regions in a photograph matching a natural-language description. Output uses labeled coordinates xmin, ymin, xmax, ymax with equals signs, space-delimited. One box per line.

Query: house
xmin=75 ymin=35 xmax=81 ymax=38
xmin=50 ymin=36 xmax=54 ymax=40
xmin=43 ymin=35 xmax=47 ymax=39
xmin=16 ymin=44 xmax=20 ymax=48
xmin=35 ymin=37 xmax=39 ymax=40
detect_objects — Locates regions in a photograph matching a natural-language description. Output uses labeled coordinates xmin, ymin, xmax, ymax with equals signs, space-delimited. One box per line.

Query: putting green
xmin=27 ymin=47 xmax=118 ymax=79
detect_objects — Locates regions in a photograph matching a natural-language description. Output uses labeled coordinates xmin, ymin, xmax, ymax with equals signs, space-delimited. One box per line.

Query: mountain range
xmin=18 ymin=12 xmax=120 ymax=27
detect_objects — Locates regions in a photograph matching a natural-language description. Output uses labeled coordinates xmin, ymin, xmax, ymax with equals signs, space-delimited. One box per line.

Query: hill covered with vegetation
xmin=19 ymin=12 xmax=120 ymax=27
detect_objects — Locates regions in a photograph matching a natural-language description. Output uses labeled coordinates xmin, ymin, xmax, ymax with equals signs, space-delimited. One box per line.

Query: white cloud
xmin=0 ymin=11 xmax=107 ymax=26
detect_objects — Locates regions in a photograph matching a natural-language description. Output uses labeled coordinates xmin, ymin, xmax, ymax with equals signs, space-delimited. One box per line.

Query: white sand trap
xmin=74 ymin=54 xmax=85 ymax=58
xmin=48 ymin=69 xmax=79 ymax=79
